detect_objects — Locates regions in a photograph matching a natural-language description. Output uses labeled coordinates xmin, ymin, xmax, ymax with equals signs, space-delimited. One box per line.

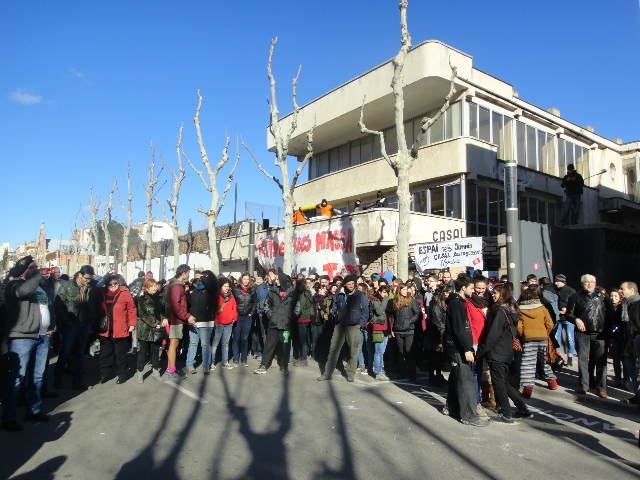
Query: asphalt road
xmin=1 ymin=352 xmax=639 ymax=480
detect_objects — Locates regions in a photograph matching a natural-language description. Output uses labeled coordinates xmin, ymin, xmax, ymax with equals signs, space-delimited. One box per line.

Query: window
xmin=329 ymin=148 xmax=339 ymax=173
xmin=373 ymin=134 xmax=382 ymax=160
xmin=404 ymin=120 xmax=414 ymax=147
xmin=445 ymin=184 xmax=461 ymax=218
xmin=503 ymin=117 xmax=514 ymax=161
xmin=488 ymin=187 xmax=499 ymax=227
xmin=386 ymin=126 xmax=398 ymax=155
xmin=386 ymin=195 xmax=399 ymax=209
xmin=360 ymin=135 xmax=373 ymax=163
xmin=528 ymin=197 xmax=538 ymax=223
xmin=516 ymin=121 xmax=526 ymax=166
xmin=526 ymin=125 xmax=537 ymax=170
xmin=430 ymin=114 xmax=444 ymax=144
xmin=538 ymin=199 xmax=547 ymax=224
xmin=498 ymin=190 xmax=505 ymax=233
xmin=566 ymin=141 xmax=575 ymax=168
xmin=519 ymin=196 xmax=528 ymax=221
xmin=537 ymin=129 xmax=546 ymax=173
xmin=446 ymin=101 xmax=461 ymax=139
xmin=339 ymin=143 xmax=350 ymax=170
xmin=317 ymin=151 xmax=329 ymax=176
xmin=479 ymin=106 xmax=491 ymax=142
xmin=492 ymin=111 xmax=503 ymax=158
xmin=548 ymin=203 xmax=557 ymax=226
xmin=469 ymin=102 xmax=478 ymax=138
xmin=477 ymin=186 xmax=488 ymax=225
xmin=308 ymin=156 xmax=316 ymax=180
xmin=467 ymin=182 xmax=477 ymax=222
xmin=412 ymin=191 xmax=428 ymax=213
xmin=544 ymin=133 xmax=556 ymax=176
xmin=558 ymin=138 xmax=566 ymax=173
xmin=430 ymin=186 xmax=445 ymax=216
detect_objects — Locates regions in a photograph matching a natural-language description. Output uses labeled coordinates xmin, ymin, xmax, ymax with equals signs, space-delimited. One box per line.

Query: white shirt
xmin=35 ymin=286 xmax=51 ymax=335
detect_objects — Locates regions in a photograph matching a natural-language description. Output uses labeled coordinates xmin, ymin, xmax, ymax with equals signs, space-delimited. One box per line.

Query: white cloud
xmin=9 ymin=88 xmax=42 ymax=105
xmin=70 ymin=68 xmax=89 ymax=83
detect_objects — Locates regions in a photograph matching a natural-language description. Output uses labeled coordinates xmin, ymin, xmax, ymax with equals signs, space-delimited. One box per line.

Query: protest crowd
xmin=1 ymin=254 xmax=640 ymax=432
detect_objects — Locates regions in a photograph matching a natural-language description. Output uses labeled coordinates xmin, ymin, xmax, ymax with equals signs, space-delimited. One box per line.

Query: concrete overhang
xmin=598 ymin=197 xmax=640 ymax=214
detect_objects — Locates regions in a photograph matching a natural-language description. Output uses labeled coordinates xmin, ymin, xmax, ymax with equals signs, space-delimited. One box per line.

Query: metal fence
xmin=245 ymin=201 xmax=282 ymax=226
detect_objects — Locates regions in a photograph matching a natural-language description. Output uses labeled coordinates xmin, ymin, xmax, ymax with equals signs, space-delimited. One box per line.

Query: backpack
xmin=542 ymin=289 xmax=559 ymax=318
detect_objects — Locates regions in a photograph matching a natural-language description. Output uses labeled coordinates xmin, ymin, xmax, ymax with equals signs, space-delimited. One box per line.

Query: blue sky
xmin=1 ymin=0 xmax=639 ymax=248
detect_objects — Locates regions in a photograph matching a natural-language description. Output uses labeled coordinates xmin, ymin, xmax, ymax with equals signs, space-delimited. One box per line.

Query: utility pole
xmin=504 ymin=161 xmax=521 ymax=297
xmin=248 ymin=220 xmax=256 ymax=276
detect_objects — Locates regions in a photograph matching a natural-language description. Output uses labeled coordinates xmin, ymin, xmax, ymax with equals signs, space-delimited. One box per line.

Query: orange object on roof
xmin=293 ymin=209 xmax=307 ymax=223
xmin=318 ymin=203 xmax=333 ymax=217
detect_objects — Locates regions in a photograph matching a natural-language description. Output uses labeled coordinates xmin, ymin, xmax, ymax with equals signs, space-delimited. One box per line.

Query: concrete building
xmin=264 ymin=40 xmax=639 ymax=284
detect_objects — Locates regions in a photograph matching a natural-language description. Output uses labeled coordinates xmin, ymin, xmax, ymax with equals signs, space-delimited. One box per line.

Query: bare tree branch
xmin=285 ymin=64 xmax=302 ymax=147
xmin=241 ymin=136 xmax=284 ymax=192
xmin=359 ymin=95 xmax=395 ymax=171
xmin=291 ymin=121 xmax=315 ymax=191
xmin=217 ymin=136 xmax=241 ymax=217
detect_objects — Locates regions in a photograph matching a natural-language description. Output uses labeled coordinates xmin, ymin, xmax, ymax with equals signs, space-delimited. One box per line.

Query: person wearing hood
xmin=517 ymin=287 xmax=557 ymax=397
xmin=96 ymin=274 xmax=137 ymax=384
xmin=476 ymin=284 xmax=533 ymax=422
xmin=254 ymin=272 xmax=299 ymax=375
xmin=316 ymin=199 xmax=340 ymax=218
xmin=211 ymin=277 xmax=237 ymax=370
xmin=294 ymin=274 xmax=313 ymax=367
xmin=352 ymin=199 xmax=363 ymax=212
xmin=185 ymin=271 xmax=219 ymax=374
xmin=318 ymin=275 xmax=369 ymax=382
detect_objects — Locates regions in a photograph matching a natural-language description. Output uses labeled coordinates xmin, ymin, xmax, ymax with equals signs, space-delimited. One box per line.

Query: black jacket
xmin=426 ymin=300 xmax=446 ymax=352
xmin=392 ymin=298 xmax=420 ymax=333
xmin=264 ymin=274 xmax=299 ymax=330
xmin=443 ymin=293 xmax=473 ymax=355
xmin=476 ymin=305 xmax=518 ymax=363
xmin=565 ymin=289 xmax=608 ymax=333
xmin=190 ymin=287 xmax=217 ymax=324
xmin=556 ymin=284 xmax=576 ymax=320
xmin=232 ymin=286 xmax=256 ymax=317
xmin=561 ymin=172 xmax=584 ymax=195
xmin=622 ymin=300 xmax=640 ymax=356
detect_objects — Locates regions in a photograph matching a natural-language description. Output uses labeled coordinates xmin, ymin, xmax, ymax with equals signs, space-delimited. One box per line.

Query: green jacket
xmin=136 ymin=292 xmax=162 ymax=342
xmin=297 ymin=289 xmax=314 ymax=321
xmin=54 ymin=277 xmax=96 ymax=327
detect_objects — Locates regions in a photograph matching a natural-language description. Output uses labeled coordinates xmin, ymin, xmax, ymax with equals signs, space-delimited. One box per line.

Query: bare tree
xmin=185 ymin=91 xmax=240 ymax=271
xmin=102 ymin=179 xmax=116 ymax=273
xmin=154 ymin=126 xmax=186 ymax=272
xmin=358 ymin=0 xmax=458 ymax=279
xmin=141 ymin=143 xmax=164 ymax=273
xmin=116 ymin=162 xmax=133 ymax=280
xmin=88 ymin=186 xmax=101 ymax=270
xmin=242 ymin=37 xmax=315 ymax=275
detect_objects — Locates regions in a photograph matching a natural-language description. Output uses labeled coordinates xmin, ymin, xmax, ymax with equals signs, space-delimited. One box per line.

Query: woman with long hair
xmin=477 ymin=284 xmax=533 ymax=422
xmin=211 ymin=278 xmax=237 ymax=370
xmin=391 ymin=283 xmax=421 ymax=381
xmin=135 ymin=279 xmax=167 ymax=382
xmin=425 ymin=284 xmax=450 ymax=386
xmin=517 ymin=287 xmax=557 ymax=397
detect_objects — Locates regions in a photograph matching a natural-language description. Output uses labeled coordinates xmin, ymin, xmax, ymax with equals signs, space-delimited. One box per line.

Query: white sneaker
xmin=223 ymin=363 xmax=234 ymax=370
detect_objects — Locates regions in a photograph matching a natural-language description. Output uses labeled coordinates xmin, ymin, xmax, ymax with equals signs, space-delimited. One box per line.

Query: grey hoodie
xmin=4 ymin=271 xmax=55 ymax=339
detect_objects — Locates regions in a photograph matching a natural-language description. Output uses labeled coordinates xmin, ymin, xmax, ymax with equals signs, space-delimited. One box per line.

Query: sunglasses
xmin=108 ymin=282 xmax=119 ymax=287
xmin=83 ymin=276 xmax=93 ymax=280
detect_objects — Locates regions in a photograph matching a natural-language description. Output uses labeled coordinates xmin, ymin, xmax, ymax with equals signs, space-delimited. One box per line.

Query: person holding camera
xmin=560 ymin=163 xmax=585 ymax=226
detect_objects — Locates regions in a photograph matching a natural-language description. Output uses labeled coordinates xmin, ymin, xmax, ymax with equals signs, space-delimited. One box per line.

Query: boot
xmin=522 ymin=386 xmax=533 ymax=398
xmin=547 ymin=379 xmax=558 ymax=390
xmin=137 ymin=372 xmax=144 ymax=384
xmin=481 ymin=380 xmax=496 ymax=409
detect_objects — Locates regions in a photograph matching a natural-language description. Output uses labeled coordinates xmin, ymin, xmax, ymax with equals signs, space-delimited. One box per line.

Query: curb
xmin=531 ymin=380 xmax=639 ymax=413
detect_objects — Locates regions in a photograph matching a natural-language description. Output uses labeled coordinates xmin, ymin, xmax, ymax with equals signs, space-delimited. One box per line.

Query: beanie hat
xmin=555 ymin=274 xmax=567 ymax=283
xmin=343 ymin=275 xmax=358 ymax=285
xmin=10 ymin=256 xmax=33 ymax=278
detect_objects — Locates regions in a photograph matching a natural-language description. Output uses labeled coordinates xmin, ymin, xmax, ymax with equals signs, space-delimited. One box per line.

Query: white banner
xmin=415 ymin=237 xmax=483 ymax=272
xmin=257 ymin=219 xmax=358 ymax=279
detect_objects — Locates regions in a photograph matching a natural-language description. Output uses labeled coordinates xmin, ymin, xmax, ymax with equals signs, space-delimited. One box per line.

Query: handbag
xmin=372 ymin=331 xmax=384 ymax=343
xmin=97 ymin=315 xmax=109 ymax=334
xmin=152 ymin=326 xmax=169 ymax=343
xmin=500 ymin=306 xmax=521 ymax=351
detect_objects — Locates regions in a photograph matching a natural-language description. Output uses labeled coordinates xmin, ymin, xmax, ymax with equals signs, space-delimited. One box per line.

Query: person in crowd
xmin=517 ymin=287 xmax=557 ymax=397
xmin=254 ymin=273 xmax=299 ymax=375
xmin=391 ymin=282 xmax=421 ymax=381
xmin=443 ymin=275 xmax=488 ymax=427
xmin=146 ymin=271 xmax=154 ymax=280
xmin=367 ymin=284 xmax=391 ymax=381
xmin=364 ymin=190 xmax=386 ymax=210
xmin=294 ymin=274 xmax=313 ymax=367
xmin=560 ymin=163 xmax=585 ymax=226
xmin=539 ymin=277 xmax=559 ymax=320
xmin=135 ymin=279 xmax=167 ymax=382
xmin=255 ymin=270 xmax=276 ymax=361
xmin=619 ymin=281 xmax=640 ymax=404
xmin=425 ymin=285 xmax=450 ymax=386
xmin=293 ymin=207 xmax=308 ymax=224
xmin=232 ymin=273 xmax=256 ymax=367
xmin=423 ymin=274 xmax=438 ymax=307
xmin=476 ymin=284 xmax=533 ymax=422
xmin=526 ymin=274 xmax=537 ymax=286
xmin=605 ymin=288 xmax=625 ymax=389
xmin=129 ymin=271 xmax=145 ymax=297
xmin=318 ymin=275 xmax=368 ymax=382
xmin=310 ymin=283 xmax=326 ymax=358
xmin=96 ymin=274 xmax=137 ymax=384
xmin=54 ymin=264 xmax=96 ymax=390
xmin=1 ymin=257 xmax=54 ymax=432
xmin=352 ymin=199 xmax=363 ymax=212
xmin=37 ymin=267 xmax=58 ymax=399
xmin=185 ymin=271 xmax=218 ymax=375
xmin=554 ymin=274 xmax=577 ymax=366
xmin=316 ymin=199 xmax=340 ymax=218
xmin=441 ymin=270 xmax=455 ymax=292
xmin=465 ymin=276 xmax=488 ymax=413
xmin=565 ymin=274 xmax=609 ymax=397
xmin=211 ymin=278 xmax=237 ymax=370
xmin=165 ymin=264 xmax=196 ymax=381
xmin=356 ymin=282 xmax=373 ymax=373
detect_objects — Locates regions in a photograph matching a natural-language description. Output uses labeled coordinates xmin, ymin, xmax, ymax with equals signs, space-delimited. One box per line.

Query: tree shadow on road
xmin=8 ymin=455 xmax=67 ymax=480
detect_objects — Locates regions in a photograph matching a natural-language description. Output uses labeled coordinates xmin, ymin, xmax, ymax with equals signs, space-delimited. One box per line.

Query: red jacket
xmin=465 ymin=296 xmax=487 ymax=345
xmin=97 ymin=287 xmax=137 ymax=339
xmin=168 ymin=281 xmax=190 ymax=326
xmin=215 ymin=294 xmax=237 ymax=325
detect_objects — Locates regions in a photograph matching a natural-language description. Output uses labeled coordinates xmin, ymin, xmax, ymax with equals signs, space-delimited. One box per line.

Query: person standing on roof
xmin=316 ymin=199 xmax=340 ymax=218
xmin=293 ymin=207 xmax=308 ymax=224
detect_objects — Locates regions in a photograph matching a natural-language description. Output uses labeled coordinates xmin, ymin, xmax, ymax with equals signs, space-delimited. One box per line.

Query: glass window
xmin=469 ymin=102 xmax=478 ymax=138
xmin=526 ymin=125 xmax=537 ymax=170
xmin=584 ymin=148 xmax=590 ymax=179
xmin=558 ymin=138 xmax=565 ymax=173
xmin=545 ymin=133 xmax=556 ymax=176
xmin=445 ymin=184 xmax=461 ymax=218
xmin=516 ymin=121 xmax=526 ymax=166
xmin=339 ymin=143 xmax=350 ymax=170
xmin=538 ymin=200 xmax=547 ymax=224
xmin=412 ymin=191 xmax=428 ymax=213
xmin=528 ymin=197 xmax=538 ymax=223
xmin=373 ymin=134 xmax=382 ymax=160
xmin=386 ymin=126 xmax=398 ymax=155
xmin=566 ymin=141 xmax=575 ymax=168
xmin=430 ymin=114 xmax=445 ymax=144
xmin=347 ymin=141 xmax=357 ymax=168
xmin=538 ymin=129 xmax=546 ymax=173
xmin=467 ymin=183 xmax=477 ymax=222
xmin=477 ymin=186 xmax=488 ymax=224
xmin=448 ymin=101 xmax=461 ymax=139
xmin=404 ymin=120 xmax=414 ymax=147
xmin=430 ymin=186 xmax=445 ymax=216
xmin=329 ymin=148 xmax=339 ymax=173
xmin=479 ymin=106 xmax=491 ymax=142
xmin=386 ymin=195 xmax=399 ymax=209
xmin=519 ymin=196 xmax=528 ymax=221
xmin=576 ymin=146 xmax=589 ymax=179
xmin=317 ymin=151 xmax=329 ymax=177
xmin=360 ymin=135 xmax=373 ymax=163
xmin=492 ymin=112 xmax=503 ymax=157
xmin=503 ymin=117 xmax=514 ymax=161
xmin=467 ymin=223 xmax=477 ymax=237
xmin=488 ymin=187 xmax=499 ymax=227
xmin=478 ymin=224 xmax=488 ymax=237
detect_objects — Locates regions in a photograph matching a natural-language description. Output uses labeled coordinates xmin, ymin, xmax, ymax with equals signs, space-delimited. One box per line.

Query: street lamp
xmin=504 ymin=161 xmax=521 ymax=298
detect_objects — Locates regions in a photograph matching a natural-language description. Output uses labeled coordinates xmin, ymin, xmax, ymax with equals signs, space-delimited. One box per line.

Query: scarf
xmin=519 ymin=299 xmax=541 ymax=306
xmin=221 ymin=290 xmax=232 ymax=303
xmin=621 ymin=293 xmax=640 ymax=323
xmin=469 ymin=293 xmax=488 ymax=309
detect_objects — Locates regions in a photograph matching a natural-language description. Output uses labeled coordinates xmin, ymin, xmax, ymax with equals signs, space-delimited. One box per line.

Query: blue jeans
xmin=471 ymin=359 xmax=482 ymax=404
xmin=186 ymin=326 xmax=214 ymax=369
xmin=561 ymin=194 xmax=581 ymax=225
xmin=621 ymin=356 xmax=639 ymax=397
xmin=357 ymin=328 xmax=369 ymax=368
xmin=2 ymin=336 xmax=49 ymax=422
xmin=232 ymin=316 xmax=253 ymax=363
xmin=367 ymin=334 xmax=388 ymax=375
xmin=310 ymin=324 xmax=323 ymax=355
xmin=555 ymin=320 xmax=576 ymax=356
xmin=297 ymin=323 xmax=309 ymax=361
xmin=54 ymin=321 xmax=91 ymax=383
xmin=212 ymin=324 xmax=233 ymax=365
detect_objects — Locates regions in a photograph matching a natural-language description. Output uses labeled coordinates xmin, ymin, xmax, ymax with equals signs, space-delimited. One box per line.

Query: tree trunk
xmin=207 ymin=215 xmax=218 ymax=272
xmin=396 ymin=162 xmax=411 ymax=280
xmin=121 ymin=232 xmax=129 ymax=280
xmin=172 ymin=228 xmax=180 ymax=272
xmin=282 ymin=193 xmax=295 ymax=275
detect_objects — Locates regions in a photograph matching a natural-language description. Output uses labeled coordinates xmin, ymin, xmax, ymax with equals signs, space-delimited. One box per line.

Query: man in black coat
xmin=443 ymin=275 xmax=488 ymax=427
xmin=560 ymin=163 xmax=584 ymax=225
xmin=554 ymin=274 xmax=577 ymax=365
